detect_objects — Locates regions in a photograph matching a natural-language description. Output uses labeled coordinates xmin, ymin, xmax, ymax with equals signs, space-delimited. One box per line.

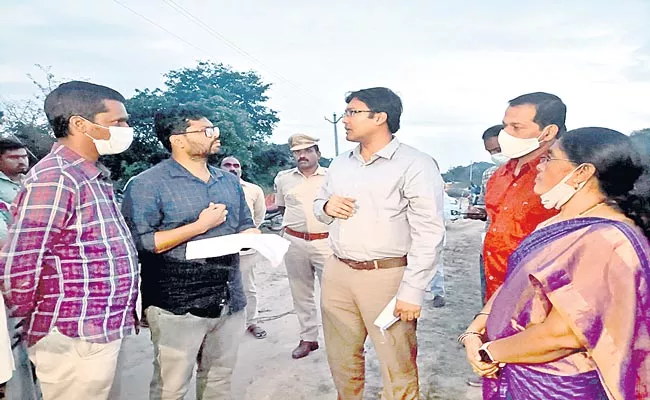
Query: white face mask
xmin=490 ymin=152 xmax=510 ymax=166
xmin=539 ymin=165 xmax=587 ymax=210
xmin=84 ymin=122 xmax=134 ymax=155
xmin=497 ymin=129 xmax=544 ymax=159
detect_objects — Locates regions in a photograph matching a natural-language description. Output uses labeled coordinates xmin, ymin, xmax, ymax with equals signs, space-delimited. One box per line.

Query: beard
xmin=187 ymin=138 xmax=220 ymax=158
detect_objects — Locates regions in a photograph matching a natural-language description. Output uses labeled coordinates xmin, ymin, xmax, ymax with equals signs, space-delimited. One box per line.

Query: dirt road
xmin=112 ymin=219 xmax=485 ymax=400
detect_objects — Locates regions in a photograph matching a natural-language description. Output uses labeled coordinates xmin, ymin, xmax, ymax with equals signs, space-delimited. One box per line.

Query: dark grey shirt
xmin=121 ymin=158 xmax=254 ymax=316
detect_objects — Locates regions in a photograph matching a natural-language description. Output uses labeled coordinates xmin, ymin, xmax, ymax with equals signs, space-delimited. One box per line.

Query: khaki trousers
xmin=282 ymin=232 xmax=332 ymax=342
xmin=27 ymin=328 xmax=122 ymax=400
xmin=321 ymin=256 xmax=418 ymax=400
xmin=239 ymin=251 xmax=260 ymax=325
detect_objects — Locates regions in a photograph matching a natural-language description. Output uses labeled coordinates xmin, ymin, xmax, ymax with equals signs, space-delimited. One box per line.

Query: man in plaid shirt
xmin=0 ymin=81 xmax=139 ymax=400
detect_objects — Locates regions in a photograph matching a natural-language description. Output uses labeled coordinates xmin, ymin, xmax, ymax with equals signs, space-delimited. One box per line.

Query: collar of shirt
xmin=52 ymin=143 xmax=110 ymax=181
xmin=496 ymin=154 xmax=543 ymax=178
xmin=291 ymin=165 xmax=327 ymax=178
xmin=349 ymin=137 xmax=400 ymax=165
xmin=0 ymin=171 xmax=17 ymax=185
xmin=166 ymin=158 xmax=224 ymax=184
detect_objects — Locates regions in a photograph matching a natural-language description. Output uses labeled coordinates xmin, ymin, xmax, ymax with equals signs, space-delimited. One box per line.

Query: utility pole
xmin=324 ymin=112 xmax=343 ymax=156
xmin=468 ymin=161 xmax=474 ymax=184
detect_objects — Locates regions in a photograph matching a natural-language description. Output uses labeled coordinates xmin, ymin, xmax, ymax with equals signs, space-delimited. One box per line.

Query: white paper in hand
xmin=186 ymin=233 xmax=290 ymax=267
xmin=373 ymin=296 xmax=400 ymax=331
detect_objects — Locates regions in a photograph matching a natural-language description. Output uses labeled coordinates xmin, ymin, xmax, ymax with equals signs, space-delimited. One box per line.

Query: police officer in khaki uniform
xmin=220 ymin=156 xmax=268 ymax=339
xmin=274 ymin=134 xmax=332 ymax=359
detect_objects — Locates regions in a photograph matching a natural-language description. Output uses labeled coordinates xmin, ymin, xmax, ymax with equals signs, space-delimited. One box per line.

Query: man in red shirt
xmin=483 ymin=92 xmax=566 ymax=302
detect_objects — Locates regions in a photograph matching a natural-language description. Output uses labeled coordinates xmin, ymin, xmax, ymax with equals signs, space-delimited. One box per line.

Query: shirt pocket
xmin=284 ymin=185 xmax=303 ymax=208
xmin=162 ymin=200 xmax=206 ymax=227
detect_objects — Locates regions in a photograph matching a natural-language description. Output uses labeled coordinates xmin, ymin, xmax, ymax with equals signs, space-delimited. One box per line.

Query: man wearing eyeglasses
xmin=273 ymin=134 xmax=332 ymax=359
xmin=121 ymin=108 xmax=258 ymax=399
xmin=220 ymin=156 xmax=268 ymax=340
xmin=314 ymin=87 xmax=445 ymax=400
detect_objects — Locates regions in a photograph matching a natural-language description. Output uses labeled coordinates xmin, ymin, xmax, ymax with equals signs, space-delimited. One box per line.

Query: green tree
xmin=442 ymin=162 xmax=493 ymax=186
xmin=0 ymin=65 xmax=57 ymax=160
xmin=165 ymin=61 xmax=278 ymax=140
xmin=631 ymin=128 xmax=650 ymax=164
xmin=114 ymin=61 xmax=281 ymax=190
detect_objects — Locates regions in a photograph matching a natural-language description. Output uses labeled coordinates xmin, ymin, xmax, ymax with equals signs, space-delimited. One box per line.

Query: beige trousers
xmin=321 ymin=256 xmax=419 ymax=400
xmin=27 ymin=328 xmax=122 ymax=400
xmin=239 ymin=251 xmax=260 ymax=325
xmin=147 ymin=305 xmax=245 ymax=400
xmin=282 ymin=233 xmax=332 ymax=342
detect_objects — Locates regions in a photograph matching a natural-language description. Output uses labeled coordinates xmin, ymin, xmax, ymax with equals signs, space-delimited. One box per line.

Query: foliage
xmin=0 ymin=65 xmax=57 ymax=161
xmin=442 ymin=161 xmax=493 ymax=186
xmin=631 ymin=128 xmax=650 ymax=165
xmin=2 ymin=62 xmax=535 ymax=194
xmin=0 ymin=62 xmax=335 ymax=193
xmin=109 ymin=61 xmax=282 ymax=190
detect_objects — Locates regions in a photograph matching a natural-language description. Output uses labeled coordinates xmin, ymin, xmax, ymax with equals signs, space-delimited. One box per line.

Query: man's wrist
xmin=191 ymin=220 xmax=208 ymax=235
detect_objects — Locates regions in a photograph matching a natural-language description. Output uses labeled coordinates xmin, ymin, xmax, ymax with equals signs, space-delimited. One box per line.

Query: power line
xmin=112 ymin=0 xmax=335 ymax=133
xmin=159 ymin=0 xmax=319 ymax=100
xmin=112 ymin=0 xmax=214 ymax=56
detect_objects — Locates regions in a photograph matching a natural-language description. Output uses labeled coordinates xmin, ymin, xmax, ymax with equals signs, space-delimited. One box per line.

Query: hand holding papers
xmin=373 ymin=296 xmax=400 ymax=332
xmin=186 ymin=233 xmax=290 ymax=267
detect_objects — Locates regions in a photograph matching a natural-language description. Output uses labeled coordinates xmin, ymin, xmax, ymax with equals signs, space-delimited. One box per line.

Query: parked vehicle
xmin=261 ymin=193 xmax=283 ymax=232
xmin=443 ymin=192 xmax=462 ymax=224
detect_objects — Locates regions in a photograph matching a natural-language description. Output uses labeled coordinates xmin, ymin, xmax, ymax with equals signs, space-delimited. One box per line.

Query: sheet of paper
xmin=186 ymin=233 xmax=290 ymax=267
xmin=373 ymin=296 xmax=400 ymax=331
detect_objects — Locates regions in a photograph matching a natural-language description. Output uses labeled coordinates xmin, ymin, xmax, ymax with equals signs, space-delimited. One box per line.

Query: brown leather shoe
xmin=291 ymin=340 xmax=319 ymax=359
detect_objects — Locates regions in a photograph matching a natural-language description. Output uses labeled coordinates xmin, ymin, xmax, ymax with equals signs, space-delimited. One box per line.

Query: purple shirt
xmin=0 ymin=143 xmax=139 ymax=346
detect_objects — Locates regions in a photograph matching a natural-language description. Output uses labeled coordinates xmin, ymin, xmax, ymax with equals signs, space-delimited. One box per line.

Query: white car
xmin=443 ymin=192 xmax=462 ymax=224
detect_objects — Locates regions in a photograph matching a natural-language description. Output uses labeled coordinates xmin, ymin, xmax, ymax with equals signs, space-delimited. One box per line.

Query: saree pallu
xmin=483 ymin=218 xmax=650 ymax=400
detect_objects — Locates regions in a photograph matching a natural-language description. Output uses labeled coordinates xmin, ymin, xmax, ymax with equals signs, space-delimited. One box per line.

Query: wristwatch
xmin=478 ymin=342 xmax=497 ymax=364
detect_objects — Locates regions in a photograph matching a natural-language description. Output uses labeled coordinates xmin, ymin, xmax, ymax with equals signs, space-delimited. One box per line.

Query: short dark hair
xmin=482 ymin=125 xmax=502 ymax=141
xmin=508 ymin=92 xmax=567 ymax=137
xmin=44 ymin=81 xmax=126 ymax=138
xmin=0 ymin=137 xmax=26 ymax=155
xmin=345 ymin=87 xmax=403 ymax=133
xmin=559 ymin=127 xmax=650 ymax=239
xmin=154 ymin=107 xmax=208 ymax=152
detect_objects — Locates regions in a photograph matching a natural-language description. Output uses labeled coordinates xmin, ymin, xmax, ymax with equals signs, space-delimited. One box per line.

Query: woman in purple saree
xmin=461 ymin=127 xmax=650 ymax=400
